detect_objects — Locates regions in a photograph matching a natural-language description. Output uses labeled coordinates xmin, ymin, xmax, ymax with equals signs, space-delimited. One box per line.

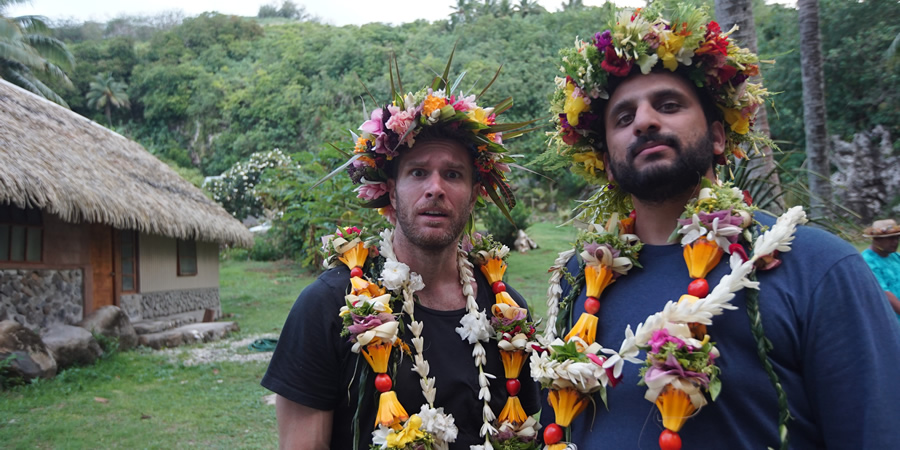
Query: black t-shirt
xmin=262 ymin=264 xmax=541 ymax=449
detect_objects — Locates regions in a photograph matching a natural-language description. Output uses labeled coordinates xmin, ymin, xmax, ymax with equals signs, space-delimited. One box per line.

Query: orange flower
xmin=564 ymin=313 xmax=598 ymax=345
xmin=338 ymin=241 xmax=368 ymax=270
xmin=362 ymin=340 xmax=392 ymax=373
xmin=500 ymin=350 xmax=526 ymax=378
xmin=374 ymin=390 xmax=409 ymax=428
xmin=584 ymin=264 xmax=615 ymax=298
xmin=350 ymin=277 xmax=386 ymax=298
xmin=498 ymin=395 xmax=528 ymax=425
xmin=548 ymin=388 xmax=589 ymax=427
xmin=480 ymin=257 xmax=507 ymax=284
xmin=683 ymin=238 xmax=722 ymax=279
xmin=422 ymin=94 xmax=446 ymax=117
xmin=655 ymin=386 xmax=697 ymax=432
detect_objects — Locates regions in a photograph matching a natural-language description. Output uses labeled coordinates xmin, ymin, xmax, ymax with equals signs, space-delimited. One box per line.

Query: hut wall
xmin=0 ymin=213 xmax=88 ymax=328
xmin=129 ymin=233 xmax=221 ymax=320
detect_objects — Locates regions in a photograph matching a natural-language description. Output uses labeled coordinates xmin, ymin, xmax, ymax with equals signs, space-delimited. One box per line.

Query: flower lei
xmin=535 ymin=183 xmax=807 ymax=450
xmin=324 ymin=227 xmax=541 ymax=450
xmin=541 ymin=3 xmax=775 ymax=223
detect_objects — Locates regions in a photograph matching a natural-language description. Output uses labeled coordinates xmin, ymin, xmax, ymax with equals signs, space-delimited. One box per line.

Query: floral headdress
xmin=335 ymin=51 xmax=536 ymax=225
xmin=546 ymin=3 xmax=773 ymax=221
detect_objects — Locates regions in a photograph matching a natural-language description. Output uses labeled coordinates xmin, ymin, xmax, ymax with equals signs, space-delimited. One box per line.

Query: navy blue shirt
xmin=544 ymin=214 xmax=900 ymax=449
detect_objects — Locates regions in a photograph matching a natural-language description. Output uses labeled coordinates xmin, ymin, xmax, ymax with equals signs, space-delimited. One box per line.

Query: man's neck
xmin=391 ymin=231 xmax=468 ymax=311
xmin=631 ymin=186 xmax=699 ymax=245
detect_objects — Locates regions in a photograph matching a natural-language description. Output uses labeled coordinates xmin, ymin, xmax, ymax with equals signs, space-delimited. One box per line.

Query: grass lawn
xmin=0 ymin=223 xmax=575 ymax=448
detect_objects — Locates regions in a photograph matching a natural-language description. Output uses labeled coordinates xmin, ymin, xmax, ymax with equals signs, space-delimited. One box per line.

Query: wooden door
xmin=90 ymin=223 xmax=116 ymax=311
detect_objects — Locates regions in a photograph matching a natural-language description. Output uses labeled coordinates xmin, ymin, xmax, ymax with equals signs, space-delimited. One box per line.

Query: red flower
xmin=601 ymin=47 xmax=633 ymax=78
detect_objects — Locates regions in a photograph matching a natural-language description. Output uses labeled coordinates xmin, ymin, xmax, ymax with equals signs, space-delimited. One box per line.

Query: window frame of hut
xmin=0 ymin=204 xmax=43 ymax=263
xmin=176 ymin=238 xmax=197 ymax=276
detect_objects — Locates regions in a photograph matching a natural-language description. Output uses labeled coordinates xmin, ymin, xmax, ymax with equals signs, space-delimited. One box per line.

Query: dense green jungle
xmin=16 ymin=0 xmax=900 ymax=264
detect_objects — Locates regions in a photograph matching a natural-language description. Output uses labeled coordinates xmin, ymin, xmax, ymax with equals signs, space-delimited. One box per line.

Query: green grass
xmin=0 ymin=227 xmax=576 ymax=448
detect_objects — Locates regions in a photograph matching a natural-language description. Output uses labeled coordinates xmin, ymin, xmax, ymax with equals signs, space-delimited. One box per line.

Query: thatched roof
xmin=0 ymin=79 xmax=253 ymax=247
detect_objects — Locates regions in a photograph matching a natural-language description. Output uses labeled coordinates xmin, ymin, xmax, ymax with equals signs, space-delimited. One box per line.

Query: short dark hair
xmin=385 ymin=125 xmax=479 ymax=181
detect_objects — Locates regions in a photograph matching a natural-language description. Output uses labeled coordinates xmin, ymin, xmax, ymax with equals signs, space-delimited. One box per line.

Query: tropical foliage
xmin=0 ymin=0 xmax=74 ymax=105
xmin=19 ymin=0 xmax=897 ymax=263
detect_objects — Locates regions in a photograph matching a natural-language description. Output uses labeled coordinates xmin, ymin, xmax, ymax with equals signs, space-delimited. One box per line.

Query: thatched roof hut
xmin=0 ymin=79 xmax=252 ymax=248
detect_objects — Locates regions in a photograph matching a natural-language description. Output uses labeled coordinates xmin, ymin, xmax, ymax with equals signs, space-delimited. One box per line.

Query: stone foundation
xmin=0 ymin=269 xmax=84 ymax=330
xmin=137 ymin=288 xmax=220 ymax=320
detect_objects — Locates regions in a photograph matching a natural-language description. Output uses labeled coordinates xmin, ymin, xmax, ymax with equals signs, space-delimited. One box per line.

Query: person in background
xmin=862 ymin=218 xmax=900 ymax=321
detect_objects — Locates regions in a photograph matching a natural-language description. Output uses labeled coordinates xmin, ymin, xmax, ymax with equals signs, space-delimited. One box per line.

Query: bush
xmin=479 ymin=204 xmax=532 ymax=248
xmin=249 ymin=232 xmax=283 ymax=261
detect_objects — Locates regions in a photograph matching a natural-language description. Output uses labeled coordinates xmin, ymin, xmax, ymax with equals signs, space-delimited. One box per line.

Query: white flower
xmin=381 ymin=260 xmax=410 ymax=291
xmin=371 ymin=425 xmax=392 ymax=449
xmin=408 ymin=272 xmax=425 ymax=292
xmin=678 ymin=214 xmax=708 ymax=246
xmin=417 ymin=405 xmax=457 ymax=445
xmin=707 ymin=217 xmax=742 ymax=250
xmin=456 ymin=311 xmax=491 ymax=344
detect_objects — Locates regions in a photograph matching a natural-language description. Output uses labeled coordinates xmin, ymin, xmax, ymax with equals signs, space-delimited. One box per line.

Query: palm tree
xmin=86 ymin=73 xmax=130 ymax=127
xmin=0 ymin=0 xmax=74 ymax=106
xmin=514 ymin=0 xmax=545 ymax=17
xmin=714 ymin=0 xmax=783 ymax=213
xmin=560 ymin=0 xmax=585 ymax=11
xmin=797 ymin=0 xmax=831 ymax=220
xmin=449 ymin=0 xmax=474 ymax=28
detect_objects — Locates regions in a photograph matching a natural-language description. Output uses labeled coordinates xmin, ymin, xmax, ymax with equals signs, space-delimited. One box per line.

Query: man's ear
xmin=602 ymin=152 xmax=615 ymax=183
xmin=711 ymin=121 xmax=726 ymax=156
xmin=387 ymin=178 xmax=397 ymax=207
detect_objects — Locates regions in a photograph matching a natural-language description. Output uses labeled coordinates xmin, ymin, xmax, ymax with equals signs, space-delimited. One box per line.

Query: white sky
xmin=6 ymin=0 xmax=651 ymax=26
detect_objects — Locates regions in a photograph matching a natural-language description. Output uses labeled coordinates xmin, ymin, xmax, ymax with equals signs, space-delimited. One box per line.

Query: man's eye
xmin=446 ymin=171 xmax=461 ymax=179
xmin=410 ymin=169 xmax=425 ymax=177
xmin=659 ymin=102 xmax=681 ymax=112
xmin=616 ymin=113 xmax=634 ymax=127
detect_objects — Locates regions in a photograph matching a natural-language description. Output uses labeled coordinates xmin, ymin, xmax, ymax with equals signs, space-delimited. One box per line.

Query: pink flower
xmin=649 ymin=329 xmax=686 ymax=354
xmin=385 ymin=105 xmax=418 ymax=146
xmin=355 ymin=182 xmax=389 ymax=201
xmin=360 ymin=108 xmax=384 ymax=135
xmin=451 ymin=94 xmax=477 ymax=111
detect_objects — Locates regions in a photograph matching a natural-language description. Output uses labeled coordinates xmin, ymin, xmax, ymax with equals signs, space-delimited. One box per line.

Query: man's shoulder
xmin=300 ymin=266 xmax=352 ymax=300
xmin=754 ymin=211 xmax=858 ymax=260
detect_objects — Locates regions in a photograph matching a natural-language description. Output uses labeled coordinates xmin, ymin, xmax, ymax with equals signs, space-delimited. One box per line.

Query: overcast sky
xmin=7 ymin=0 xmax=656 ymax=26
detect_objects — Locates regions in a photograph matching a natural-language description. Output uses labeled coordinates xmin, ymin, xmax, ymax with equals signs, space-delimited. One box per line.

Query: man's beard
xmin=393 ymin=197 xmax=471 ymax=252
xmin=607 ymin=129 xmax=716 ymax=203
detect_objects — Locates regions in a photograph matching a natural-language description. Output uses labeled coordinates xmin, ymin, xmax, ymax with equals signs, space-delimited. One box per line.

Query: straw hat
xmin=863 ymin=219 xmax=900 ymax=238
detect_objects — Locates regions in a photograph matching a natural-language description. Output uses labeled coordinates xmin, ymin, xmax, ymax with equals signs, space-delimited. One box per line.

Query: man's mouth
xmin=420 ymin=210 xmax=448 ymax=218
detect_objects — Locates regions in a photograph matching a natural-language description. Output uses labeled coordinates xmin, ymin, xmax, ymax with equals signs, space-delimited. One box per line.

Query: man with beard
xmin=262 ymin=66 xmax=541 ymax=449
xmin=535 ymin=5 xmax=900 ymax=449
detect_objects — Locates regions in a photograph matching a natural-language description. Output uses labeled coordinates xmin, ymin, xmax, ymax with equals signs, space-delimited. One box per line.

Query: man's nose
xmin=632 ymin=103 xmax=661 ymax=136
xmin=424 ymin=173 xmax=446 ymax=199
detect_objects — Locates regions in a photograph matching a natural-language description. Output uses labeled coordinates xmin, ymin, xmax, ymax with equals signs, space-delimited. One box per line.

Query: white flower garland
xmin=376 ymin=228 xmax=495 ymax=449
xmin=538 ymin=206 xmax=808 ymax=409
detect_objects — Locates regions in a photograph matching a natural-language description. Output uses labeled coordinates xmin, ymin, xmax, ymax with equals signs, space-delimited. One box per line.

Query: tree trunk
xmin=714 ymin=0 xmax=783 ymax=214
xmin=798 ymin=0 xmax=832 ymax=220
xmin=105 ymin=103 xmax=112 ymax=127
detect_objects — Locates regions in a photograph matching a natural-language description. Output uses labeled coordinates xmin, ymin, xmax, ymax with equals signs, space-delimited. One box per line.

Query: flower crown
xmin=341 ymin=53 xmax=535 ymax=224
xmin=547 ymin=3 xmax=773 ymax=221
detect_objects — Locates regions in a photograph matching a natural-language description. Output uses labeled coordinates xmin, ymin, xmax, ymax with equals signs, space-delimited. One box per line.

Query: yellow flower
xmin=572 ymin=151 xmax=603 ymax=176
xmin=564 ymin=312 xmax=598 ymax=345
xmin=721 ymin=107 xmax=750 ymax=135
xmin=467 ymin=107 xmax=491 ymax=125
xmin=499 ymin=350 xmax=527 ymax=379
xmin=350 ymin=277 xmax=388 ymax=300
xmin=386 ymin=414 xmax=425 ymax=448
xmin=584 ymin=264 xmax=615 ymax=299
xmin=375 ymin=390 xmax=409 ymax=428
xmin=657 ymin=34 xmax=685 ymax=71
xmin=683 ymin=238 xmax=723 ymax=280
xmin=498 ymin=395 xmax=528 ymax=425
xmin=422 ymin=95 xmax=445 ymax=118
xmin=480 ymin=258 xmax=507 ymax=284
xmin=655 ymin=386 xmax=697 ymax=432
xmin=563 ymin=80 xmax=590 ymax=127
xmin=548 ymin=387 xmax=589 ymax=427
xmin=362 ymin=340 xmax=393 ymax=373
xmin=338 ymin=241 xmax=368 ymax=270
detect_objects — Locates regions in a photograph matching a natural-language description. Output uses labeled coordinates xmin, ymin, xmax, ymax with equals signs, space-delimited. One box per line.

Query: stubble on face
xmin=393 ymin=194 xmax=473 ymax=252
xmin=607 ymin=128 xmax=716 ymax=204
